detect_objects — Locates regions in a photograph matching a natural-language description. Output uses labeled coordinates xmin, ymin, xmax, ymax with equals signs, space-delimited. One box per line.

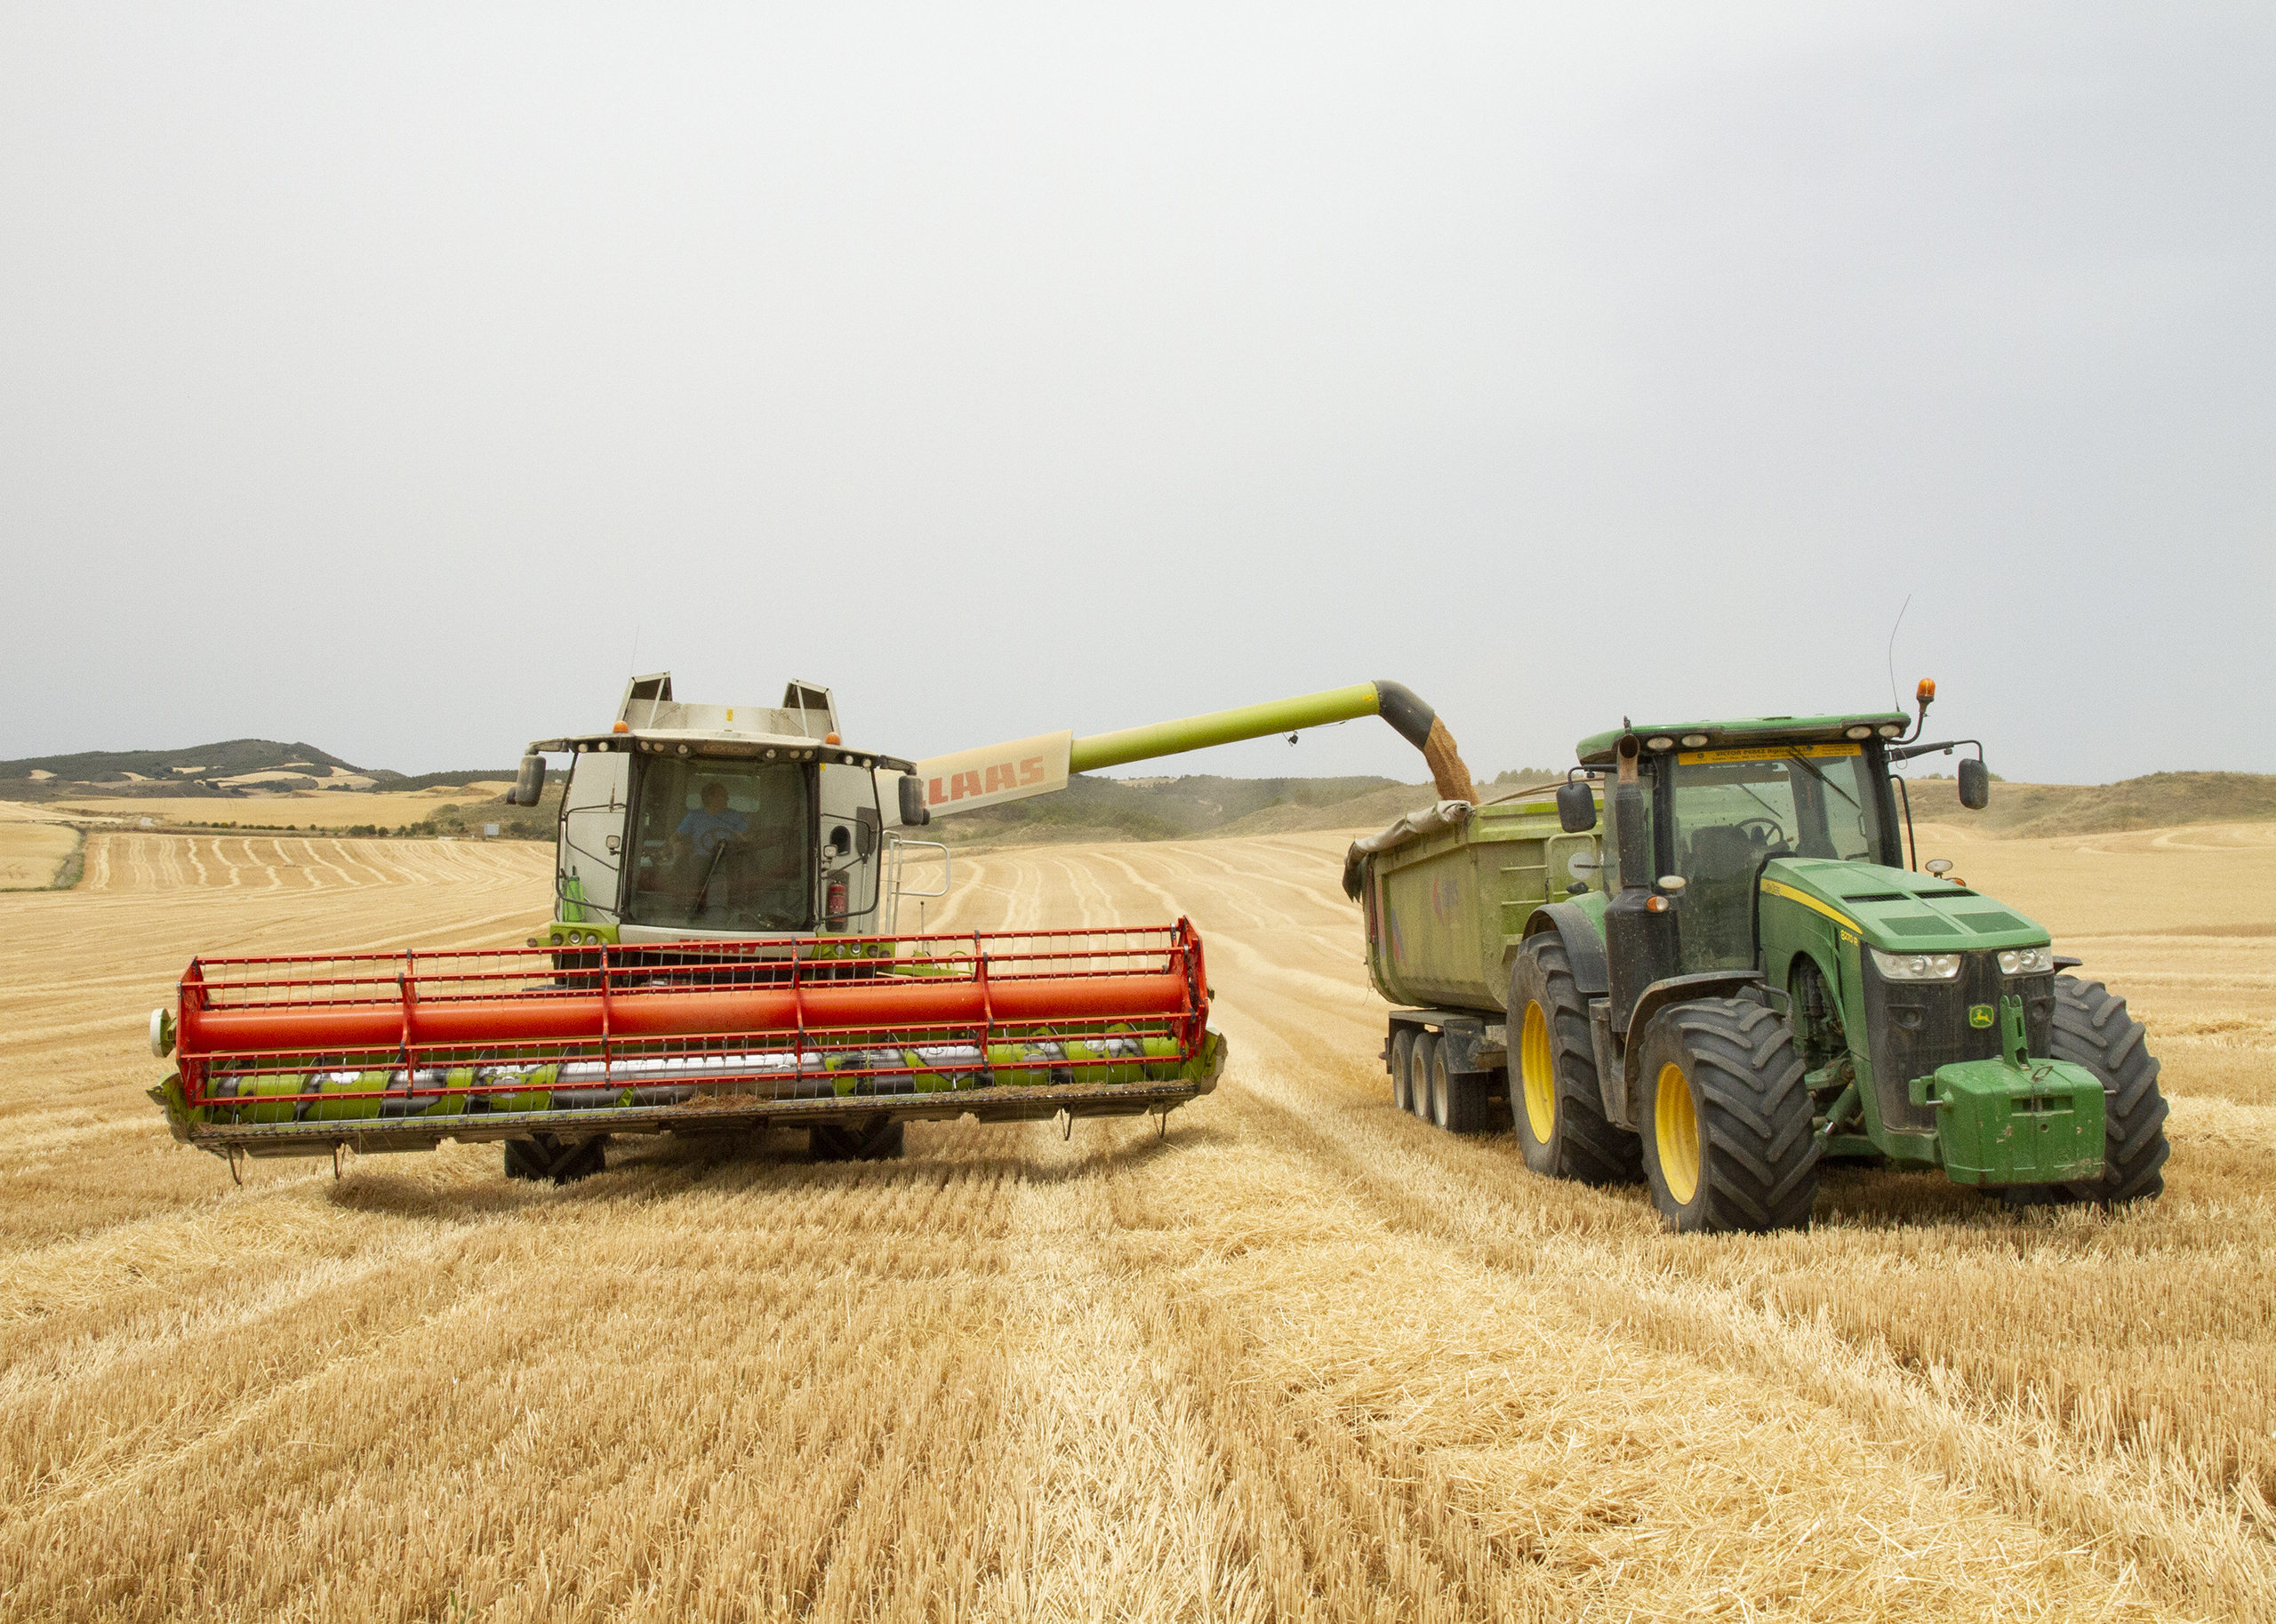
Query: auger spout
xmin=918 ymin=680 xmax=1476 ymax=817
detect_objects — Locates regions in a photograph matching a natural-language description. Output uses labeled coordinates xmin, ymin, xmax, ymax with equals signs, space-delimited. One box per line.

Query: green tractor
xmin=1350 ymin=682 xmax=2169 ymax=1233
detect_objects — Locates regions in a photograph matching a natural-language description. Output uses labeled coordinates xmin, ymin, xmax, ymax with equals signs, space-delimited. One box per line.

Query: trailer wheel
xmin=1406 ymin=1032 xmax=1439 ymax=1118
xmin=1636 ymin=999 xmax=1815 ymax=1233
xmin=1390 ymin=1028 xmax=1417 ymax=1113
xmin=810 ymin=1117 xmax=907 ymax=1162
xmin=2044 ymin=974 xmax=2169 ymax=1205
xmin=1506 ymin=937 xmax=1640 ymax=1183
xmin=502 ymin=1134 xmax=607 ymax=1184
xmin=1428 ymin=1044 xmax=1494 ymax=1133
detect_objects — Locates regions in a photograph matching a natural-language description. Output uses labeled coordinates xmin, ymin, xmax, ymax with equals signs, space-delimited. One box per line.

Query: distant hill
xmin=0 ymin=739 xmax=357 ymax=782
xmin=377 ymin=768 xmax=526 ymax=793
xmin=1932 ymin=771 xmax=2276 ymax=838
xmin=0 ymin=740 xmax=522 ymax=802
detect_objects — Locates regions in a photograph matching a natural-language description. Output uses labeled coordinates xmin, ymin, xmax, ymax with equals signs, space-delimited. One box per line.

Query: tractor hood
xmin=1757 ymin=858 xmax=2052 ymax=954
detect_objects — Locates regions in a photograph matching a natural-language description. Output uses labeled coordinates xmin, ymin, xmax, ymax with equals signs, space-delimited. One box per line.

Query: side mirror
xmin=510 ymin=755 xmax=546 ymax=807
xmin=1958 ymin=758 xmax=1990 ymax=810
xmin=897 ymin=774 xmax=930 ymax=827
xmin=854 ymin=806 xmax=880 ymax=859
xmin=1557 ymin=780 xmax=1598 ymax=834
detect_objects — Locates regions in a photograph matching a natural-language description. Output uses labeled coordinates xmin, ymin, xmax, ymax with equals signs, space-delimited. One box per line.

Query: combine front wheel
xmin=1636 ymin=999 xmax=1815 ymax=1234
xmin=1506 ymin=937 xmax=1640 ymax=1183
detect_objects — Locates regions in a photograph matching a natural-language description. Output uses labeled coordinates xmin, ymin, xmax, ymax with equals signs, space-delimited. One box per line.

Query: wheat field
xmin=18 ymin=785 xmax=520 ymax=832
xmin=1 ymin=820 xmax=2271 ymax=1621
xmin=0 ymin=821 xmax=79 ymax=890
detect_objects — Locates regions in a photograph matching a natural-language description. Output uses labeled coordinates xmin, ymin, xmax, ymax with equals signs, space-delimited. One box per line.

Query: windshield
xmin=1669 ymin=743 xmax=1887 ymax=970
xmin=626 ymin=757 xmax=811 ymax=932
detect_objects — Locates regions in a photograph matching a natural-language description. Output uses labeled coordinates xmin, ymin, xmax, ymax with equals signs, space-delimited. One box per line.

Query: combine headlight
xmin=1845 ymin=725 xmax=1872 ymax=740
xmin=1998 ymin=946 xmax=2055 ymax=976
xmin=1870 ymin=948 xmax=1962 ymax=980
xmin=1877 ymin=723 xmax=1902 ymax=737
xmin=1681 ymin=733 xmax=1709 ymax=747
xmin=1646 ymin=735 xmax=1675 ymax=750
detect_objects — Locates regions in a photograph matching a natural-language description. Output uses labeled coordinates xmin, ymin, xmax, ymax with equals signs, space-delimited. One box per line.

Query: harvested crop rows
xmin=1 ymin=826 xmax=2272 ymax=1621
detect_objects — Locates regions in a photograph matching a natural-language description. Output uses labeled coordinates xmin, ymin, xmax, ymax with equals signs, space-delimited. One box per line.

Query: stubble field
xmin=1 ymin=820 xmax=2272 ymax=1621
xmin=20 ymin=784 xmax=520 ymax=831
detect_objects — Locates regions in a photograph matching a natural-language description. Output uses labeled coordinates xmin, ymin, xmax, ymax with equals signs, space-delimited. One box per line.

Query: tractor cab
xmin=1570 ymin=713 xmax=1911 ymax=974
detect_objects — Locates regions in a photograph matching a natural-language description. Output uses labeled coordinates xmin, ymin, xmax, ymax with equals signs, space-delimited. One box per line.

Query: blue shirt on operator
xmin=677 ymin=805 xmax=749 ymax=856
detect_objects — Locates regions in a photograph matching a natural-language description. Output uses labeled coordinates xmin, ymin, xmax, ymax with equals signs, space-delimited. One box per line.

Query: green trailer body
xmin=1347 ymin=797 xmax=1599 ymax=1013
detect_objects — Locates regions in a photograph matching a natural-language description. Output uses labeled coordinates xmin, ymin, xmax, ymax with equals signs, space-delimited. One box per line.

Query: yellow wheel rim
xmin=1655 ymin=1061 xmax=1701 ymax=1205
xmin=1519 ymin=1001 xmax=1556 ymax=1143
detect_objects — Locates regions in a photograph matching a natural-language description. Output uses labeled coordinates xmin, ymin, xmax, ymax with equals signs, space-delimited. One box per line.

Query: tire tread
xmin=1648 ymin=999 xmax=1815 ymax=1233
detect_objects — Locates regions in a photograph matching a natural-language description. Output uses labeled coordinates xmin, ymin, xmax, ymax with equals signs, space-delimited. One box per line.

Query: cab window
xmin=626 ymin=757 xmax=811 ymax=932
xmin=1668 ymin=745 xmax=1884 ymax=970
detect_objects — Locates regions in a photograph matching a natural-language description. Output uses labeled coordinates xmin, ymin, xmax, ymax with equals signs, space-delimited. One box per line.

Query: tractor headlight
xmin=1998 ymin=945 xmax=2055 ymax=976
xmin=1870 ymin=948 xmax=1962 ymax=980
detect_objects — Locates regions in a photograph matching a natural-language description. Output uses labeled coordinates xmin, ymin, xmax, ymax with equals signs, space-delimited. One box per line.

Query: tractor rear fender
xmin=1618 ymin=972 xmax=1767 ymax=1121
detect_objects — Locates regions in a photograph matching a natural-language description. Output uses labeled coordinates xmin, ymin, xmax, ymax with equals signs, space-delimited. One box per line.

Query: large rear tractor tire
xmin=2046 ymin=974 xmax=2169 ymax=1205
xmin=502 ymin=1134 xmax=607 ymax=1184
xmin=1405 ymin=1031 xmax=1439 ymax=1118
xmin=809 ymin=1117 xmax=907 ymax=1162
xmin=1428 ymin=1041 xmax=1495 ymax=1133
xmin=1390 ymin=1028 xmax=1418 ymax=1114
xmin=1636 ymin=999 xmax=1815 ymax=1234
xmin=1506 ymin=936 xmax=1640 ymax=1183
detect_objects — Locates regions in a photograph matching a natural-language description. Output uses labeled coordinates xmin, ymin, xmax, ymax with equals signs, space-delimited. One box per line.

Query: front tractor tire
xmin=1507 ymin=936 xmax=1640 ymax=1184
xmin=2045 ymin=974 xmax=2170 ymax=1205
xmin=1636 ymin=999 xmax=1815 ymax=1234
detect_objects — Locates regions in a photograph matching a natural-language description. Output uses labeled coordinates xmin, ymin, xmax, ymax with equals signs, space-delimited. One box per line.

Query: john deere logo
xmin=1968 ymin=1004 xmax=1995 ymax=1028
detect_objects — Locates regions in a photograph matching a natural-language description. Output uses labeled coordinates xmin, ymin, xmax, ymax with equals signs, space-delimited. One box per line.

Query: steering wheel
xmin=1736 ymin=816 xmax=1786 ymax=844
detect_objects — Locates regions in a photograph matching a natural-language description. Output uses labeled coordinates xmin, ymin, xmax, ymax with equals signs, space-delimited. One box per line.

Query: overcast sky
xmin=4 ymin=4 xmax=2269 ymax=785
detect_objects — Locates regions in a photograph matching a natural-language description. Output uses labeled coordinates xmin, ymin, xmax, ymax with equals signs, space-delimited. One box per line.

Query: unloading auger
xmin=150 ymin=675 xmax=1469 ymax=1179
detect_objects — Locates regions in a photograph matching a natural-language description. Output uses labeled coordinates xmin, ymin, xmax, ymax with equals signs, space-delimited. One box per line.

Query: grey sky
xmin=4 ymin=4 xmax=2269 ymax=785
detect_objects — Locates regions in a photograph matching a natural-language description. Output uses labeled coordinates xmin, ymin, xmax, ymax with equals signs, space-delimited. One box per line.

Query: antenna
xmin=1886 ymin=594 xmax=1911 ymax=713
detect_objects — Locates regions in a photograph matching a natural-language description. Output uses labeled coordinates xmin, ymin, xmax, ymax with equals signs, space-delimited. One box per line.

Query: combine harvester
xmin=1347 ymin=681 xmax=2170 ymax=1233
xmin=151 ymin=675 xmax=1471 ymax=1180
